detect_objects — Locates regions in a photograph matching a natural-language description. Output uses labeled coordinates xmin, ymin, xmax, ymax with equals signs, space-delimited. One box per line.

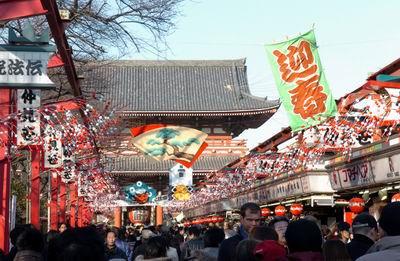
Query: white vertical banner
xmin=169 ymin=164 xmax=193 ymax=187
xmin=61 ymin=161 xmax=76 ymax=183
xmin=43 ymin=125 xmax=63 ymax=168
xmin=16 ymin=89 xmax=41 ymax=146
xmin=78 ymin=171 xmax=88 ymax=197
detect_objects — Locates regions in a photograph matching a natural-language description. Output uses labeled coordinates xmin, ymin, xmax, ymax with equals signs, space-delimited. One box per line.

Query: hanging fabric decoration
xmin=169 ymin=164 xmax=193 ymax=201
xmin=265 ymin=29 xmax=337 ymax=131
xmin=17 ymin=89 xmax=41 ymax=146
xmin=43 ymin=125 xmax=63 ymax=168
xmin=130 ymin=124 xmax=208 ymax=168
xmin=124 ymin=181 xmax=157 ymax=204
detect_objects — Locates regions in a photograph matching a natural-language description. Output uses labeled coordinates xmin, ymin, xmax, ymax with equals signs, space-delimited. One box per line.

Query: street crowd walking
xmin=1 ymin=202 xmax=399 ymax=261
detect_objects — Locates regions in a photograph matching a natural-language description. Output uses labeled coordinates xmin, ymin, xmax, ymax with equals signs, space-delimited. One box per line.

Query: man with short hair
xmin=180 ymin=226 xmax=204 ymax=261
xmin=346 ymin=213 xmax=378 ymax=260
xmin=105 ymin=229 xmax=127 ymax=260
xmin=218 ymin=202 xmax=261 ymax=261
xmin=357 ymin=202 xmax=400 ymax=261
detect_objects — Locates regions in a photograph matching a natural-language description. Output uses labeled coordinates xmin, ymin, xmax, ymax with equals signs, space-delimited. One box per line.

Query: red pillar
xmin=30 ymin=147 xmax=41 ymax=230
xmin=58 ymin=177 xmax=66 ymax=224
xmin=0 ymin=89 xmax=11 ymax=253
xmin=49 ymin=172 xmax=58 ymax=230
xmin=114 ymin=207 xmax=122 ymax=228
xmin=69 ymin=182 xmax=77 ymax=228
xmin=77 ymin=197 xmax=84 ymax=227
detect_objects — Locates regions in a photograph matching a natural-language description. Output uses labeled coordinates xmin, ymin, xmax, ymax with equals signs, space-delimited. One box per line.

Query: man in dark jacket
xmin=218 ymin=202 xmax=261 ymax=261
xmin=346 ymin=213 xmax=378 ymax=260
xmin=105 ymin=229 xmax=127 ymax=260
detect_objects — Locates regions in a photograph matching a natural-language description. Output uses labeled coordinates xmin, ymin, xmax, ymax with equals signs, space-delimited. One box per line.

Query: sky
xmin=126 ymin=0 xmax=400 ymax=149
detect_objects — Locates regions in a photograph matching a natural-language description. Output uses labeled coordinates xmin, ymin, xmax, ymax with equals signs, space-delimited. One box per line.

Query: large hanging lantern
xmin=211 ymin=216 xmax=219 ymax=223
xmin=290 ymin=203 xmax=304 ymax=216
xmin=349 ymin=197 xmax=365 ymax=214
xmin=261 ymin=207 xmax=272 ymax=217
xmin=275 ymin=205 xmax=286 ymax=216
xmin=217 ymin=216 xmax=225 ymax=223
xmin=391 ymin=193 xmax=400 ymax=202
xmin=128 ymin=209 xmax=150 ymax=224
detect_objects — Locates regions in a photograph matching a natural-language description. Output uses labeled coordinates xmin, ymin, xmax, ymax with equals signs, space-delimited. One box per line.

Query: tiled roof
xmin=107 ymin=155 xmax=239 ymax=175
xmin=82 ymin=59 xmax=280 ymax=113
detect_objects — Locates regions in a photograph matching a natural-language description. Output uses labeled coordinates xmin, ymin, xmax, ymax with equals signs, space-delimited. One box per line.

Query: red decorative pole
xmin=30 ymin=147 xmax=41 ymax=230
xmin=69 ymin=182 xmax=77 ymax=228
xmin=49 ymin=172 xmax=58 ymax=230
xmin=58 ymin=176 xmax=66 ymax=224
xmin=77 ymin=197 xmax=84 ymax=227
xmin=0 ymin=89 xmax=11 ymax=253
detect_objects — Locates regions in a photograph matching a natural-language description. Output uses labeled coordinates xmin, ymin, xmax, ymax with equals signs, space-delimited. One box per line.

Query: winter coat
xmin=13 ymin=250 xmax=42 ymax=261
xmin=217 ymin=233 xmax=244 ymax=261
xmin=346 ymin=234 xmax=375 ymax=261
xmin=356 ymin=236 xmax=400 ymax=261
xmin=105 ymin=245 xmax=128 ymax=260
xmin=180 ymin=238 xmax=204 ymax=261
xmin=116 ymin=239 xmax=133 ymax=261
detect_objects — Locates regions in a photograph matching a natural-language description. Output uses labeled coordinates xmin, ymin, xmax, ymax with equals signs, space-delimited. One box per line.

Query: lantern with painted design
xmin=391 ymin=193 xmax=400 ymax=202
xmin=261 ymin=207 xmax=272 ymax=217
xmin=275 ymin=205 xmax=286 ymax=216
xmin=290 ymin=203 xmax=304 ymax=216
xmin=349 ymin=197 xmax=365 ymax=214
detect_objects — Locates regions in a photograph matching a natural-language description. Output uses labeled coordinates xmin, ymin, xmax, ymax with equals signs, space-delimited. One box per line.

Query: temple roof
xmin=82 ymin=59 xmax=280 ymax=115
xmin=107 ymin=155 xmax=239 ymax=176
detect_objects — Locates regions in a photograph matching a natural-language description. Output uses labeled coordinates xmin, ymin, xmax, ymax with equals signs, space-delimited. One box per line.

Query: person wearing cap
xmin=329 ymin=221 xmax=351 ymax=243
xmin=357 ymin=202 xmax=400 ymax=261
xmin=218 ymin=202 xmax=261 ymax=261
xmin=346 ymin=213 xmax=378 ymax=260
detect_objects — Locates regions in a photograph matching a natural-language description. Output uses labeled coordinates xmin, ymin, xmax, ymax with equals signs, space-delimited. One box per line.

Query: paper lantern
xmin=275 ymin=205 xmax=286 ymax=216
xmin=128 ymin=209 xmax=150 ymax=224
xmin=261 ymin=207 xmax=272 ymax=217
xmin=211 ymin=216 xmax=219 ymax=223
xmin=290 ymin=203 xmax=303 ymax=216
xmin=391 ymin=193 xmax=400 ymax=202
xmin=217 ymin=216 xmax=225 ymax=222
xmin=349 ymin=197 xmax=365 ymax=214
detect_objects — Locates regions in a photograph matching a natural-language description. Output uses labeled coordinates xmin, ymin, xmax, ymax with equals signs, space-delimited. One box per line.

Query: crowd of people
xmin=0 ymin=202 xmax=399 ymax=261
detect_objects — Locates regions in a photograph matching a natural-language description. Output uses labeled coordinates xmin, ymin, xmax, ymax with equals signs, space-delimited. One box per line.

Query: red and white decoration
xmin=348 ymin=197 xmax=365 ymax=214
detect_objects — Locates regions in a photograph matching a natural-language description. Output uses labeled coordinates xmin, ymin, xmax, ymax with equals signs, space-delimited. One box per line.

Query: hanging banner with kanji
xmin=130 ymin=124 xmax=208 ymax=168
xmin=169 ymin=164 xmax=193 ymax=201
xmin=43 ymin=125 xmax=63 ymax=168
xmin=17 ymin=89 xmax=41 ymax=145
xmin=265 ymin=30 xmax=337 ymax=131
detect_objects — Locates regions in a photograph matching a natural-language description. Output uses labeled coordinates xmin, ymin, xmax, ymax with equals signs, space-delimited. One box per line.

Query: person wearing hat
xmin=357 ymin=202 xmax=400 ymax=261
xmin=346 ymin=213 xmax=378 ymax=260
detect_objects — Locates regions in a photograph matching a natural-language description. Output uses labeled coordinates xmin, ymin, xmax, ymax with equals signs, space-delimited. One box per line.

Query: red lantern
xmin=290 ymin=203 xmax=304 ymax=216
xmin=392 ymin=193 xmax=400 ymax=202
xmin=211 ymin=216 xmax=219 ymax=223
xmin=128 ymin=209 xmax=150 ymax=224
xmin=261 ymin=207 xmax=272 ymax=217
xmin=217 ymin=216 xmax=225 ymax=222
xmin=275 ymin=205 xmax=286 ymax=216
xmin=349 ymin=197 xmax=365 ymax=214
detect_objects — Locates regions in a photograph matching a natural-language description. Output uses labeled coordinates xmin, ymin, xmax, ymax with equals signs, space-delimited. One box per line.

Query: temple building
xmin=82 ymin=59 xmax=280 ymax=223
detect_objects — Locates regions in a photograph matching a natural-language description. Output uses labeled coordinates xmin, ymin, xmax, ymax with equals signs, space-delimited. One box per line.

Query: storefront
xmin=327 ymin=134 xmax=400 ymax=221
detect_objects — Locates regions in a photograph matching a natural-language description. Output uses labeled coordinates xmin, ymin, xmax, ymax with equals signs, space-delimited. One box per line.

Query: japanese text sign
xmin=265 ymin=30 xmax=337 ymax=131
xmin=17 ymin=89 xmax=41 ymax=146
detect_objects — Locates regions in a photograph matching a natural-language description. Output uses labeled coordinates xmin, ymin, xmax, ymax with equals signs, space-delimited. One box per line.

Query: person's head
xmin=224 ymin=221 xmax=233 ymax=230
xmin=254 ymin=240 xmax=287 ymax=261
xmin=250 ymin=226 xmax=279 ymax=242
xmin=106 ymin=229 xmax=117 ymax=248
xmin=117 ymin=226 xmax=126 ymax=240
xmin=352 ymin=213 xmax=378 ymax=241
xmin=47 ymin=226 xmax=105 ymax=261
xmin=141 ymin=229 xmax=156 ymax=243
xmin=10 ymin=225 xmax=31 ymax=246
xmin=16 ymin=227 xmax=44 ymax=253
xmin=203 ymin=227 xmax=225 ymax=248
xmin=187 ymin=226 xmax=201 ymax=239
xmin=268 ymin=216 xmax=289 ymax=245
xmin=235 ymin=239 xmax=258 ymax=261
xmin=240 ymin=202 xmax=261 ymax=233
xmin=322 ymin=240 xmax=351 ymax=261
xmin=144 ymin=236 xmax=167 ymax=259
xmin=59 ymin=223 xmax=68 ymax=234
xmin=285 ymin=219 xmax=323 ymax=253
xmin=337 ymin=222 xmax=351 ymax=242
xmin=378 ymin=202 xmax=400 ymax=237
